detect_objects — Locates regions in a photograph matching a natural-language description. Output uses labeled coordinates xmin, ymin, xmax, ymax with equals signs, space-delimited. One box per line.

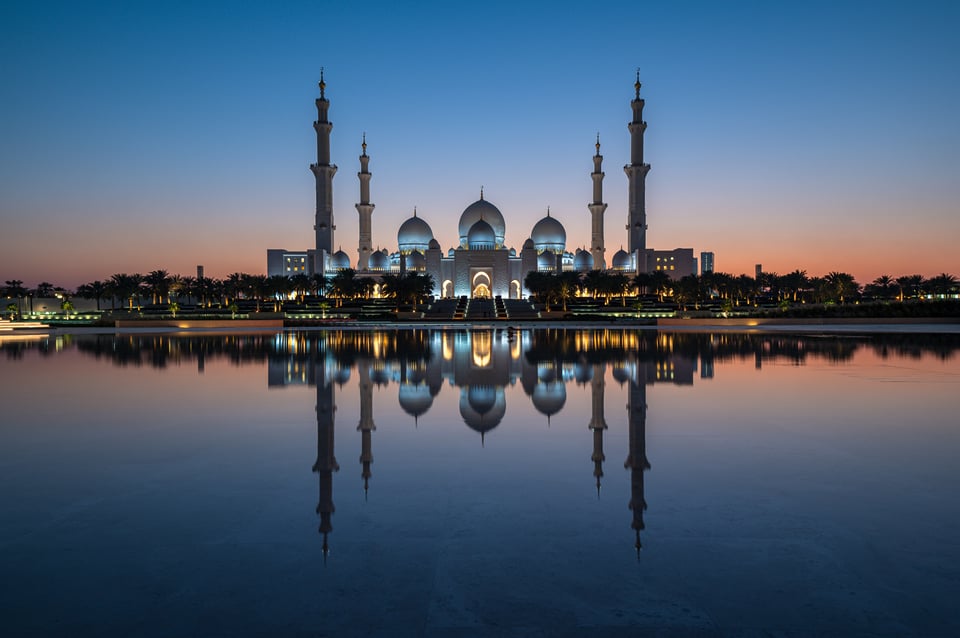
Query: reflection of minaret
xmin=589 ymin=135 xmax=608 ymax=269
xmin=624 ymin=373 xmax=650 ymax=557
xmin=624 ymin=70 xmax=651 ymax=271
xmin=312 ymin=357 xmax=339 ymax=558
xmin=356 ymin=359 xmax=376 ymax=497
xmin=355 ymin=134 xmax=374 ymax=271
xmin=589 ymin=363 xmax=608 ymax=497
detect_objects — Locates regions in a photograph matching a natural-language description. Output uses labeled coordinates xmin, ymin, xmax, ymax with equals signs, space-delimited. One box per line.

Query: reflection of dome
xmin=334 ymin=366 xmax=351 ymax=386
xmin=330 ymin=249 xmax=351 ymax=270
xmin=459 ymin=198 xmax=505 ymax=247
xmin=428 ymin=238 xmax=441 ymax=250
xmin=399 ymin=383 xmax=434 ymax=418
xmin=406 ymin=251 xmax=426 ymax=270
xmin=612 ymin=248 xmax=632 ymax=271
xmin=459 ymin=385 xmax=506 ymax=434
xmin=537 ymin=251 xmax=556 ymax=271
xmin=467 ymin=219 xmax=496 ymax=250
xmin=573 ymin=361 xmax=593 ymax=385
xmin=531 ymin=213 xmax=566 ymax=254
xmin=369 ymin=250 xmax=389 ymax=271
xmin=370 ymin=363 xmax=390 ymax=386
xmin=532 ymin=381 xmax=566 ymax=417
xmin=574 ymin=249 xmax=594 ymax=272
xmin=398 ymin=213 xmax=434 ymax=254
xmin=612 ymin=365 xmax=630 ymax=385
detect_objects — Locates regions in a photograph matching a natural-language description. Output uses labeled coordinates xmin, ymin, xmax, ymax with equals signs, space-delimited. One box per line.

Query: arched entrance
xmin=472 ymin=271 xmax=492 ymax=298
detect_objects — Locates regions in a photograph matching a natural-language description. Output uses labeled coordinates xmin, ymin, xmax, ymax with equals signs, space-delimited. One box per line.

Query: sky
xmin=1 ymin=0 xmax=958 ymax=289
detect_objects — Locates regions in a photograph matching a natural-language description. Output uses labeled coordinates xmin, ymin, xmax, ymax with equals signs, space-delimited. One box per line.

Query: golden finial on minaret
xmin=596 ymin=132 xmax=601 ymax=155
xmin=319 ymin=67 xmax=326 ymax=98
xmin=361 ymin=132 xmax=366 ymax=155
xmin=634 ymin=68 xmax=641 ymax=99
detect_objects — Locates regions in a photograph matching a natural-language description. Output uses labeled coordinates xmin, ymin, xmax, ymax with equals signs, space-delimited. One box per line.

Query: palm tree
xmin=224 ymin=272 xmax=245 ymax=304
xmin=781 ymin=270 xmax=808 ymax=302
xmin=824 ymin=271 xmax=859 ymax=304
xmin=76 ymin=280 xmax=109 ymax=310
xmin=926 ymin=273 xmax=958 ymax=297
xmin=558 ymin=271 xmax=582 ymax=311
xmin=868 ymin=275 xmax=895 ymax=300
xmin=144 ymin=270 xmax=170 ymax=305
xmin=266 ymin=275 xmax=292 ymax=311
xmin=243 ymin=274 xmax=267 ymax=311
xmin=4 ymin=279 xmax=28 ymax=315
xmin=109 ymin=273 xmax=143 ymax=310
xmin=34 ymin=281 xmax=55 ymax=297
xmin=897 ymin=274 xmax=926 ymax=300
xmin=290 ymin=273 xmax=312 ymax=303
xmin=649 ymin=270 xmax=672 ymax=302
xmin=329 ymin=269 xmax=358 ymax=307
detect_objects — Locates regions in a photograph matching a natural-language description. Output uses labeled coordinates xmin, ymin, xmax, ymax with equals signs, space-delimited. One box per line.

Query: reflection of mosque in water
xmin=269 ymin=330 xmax=714 ymax=558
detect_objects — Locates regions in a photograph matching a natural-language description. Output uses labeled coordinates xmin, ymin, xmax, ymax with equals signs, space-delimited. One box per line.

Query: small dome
xmin=532 ymin=381 xmax=566 ymax=417
xmin=398 ymin=213 xmax=434 ymax=254
xmin=459 ymin=385 xmax=506 ymax=433
xmin=459 ymin=197 xmax=505 ymax=247
xmin=612 ymin=249 xmax=632 ymax=271
xmin=537 ymin=251 xmax=556 ymax=271
xmin=467 ymin=219 xmax=496 ymax=250
xmin=369 ymin=250 xmax=389 ymax=271
xmin=448 ymin=248 xmax=456 ymax=257
xmin=330 ymin=249 xmax=351 ymax=270
xmin=399 ymin=383 xmax=433 ymax=418
xmin=509 ymin=247 xmax=517 ymax=257
xmin=531 ymin=213 xmax=566 ymax=254
xmin=406 ymin=250 xmax=426 ymax=270
xmin=428 ymin=238 xmax=441 ymax=250
xmin=522 ymin=238 xmax=535 ymax=250
xmin=574 ymin=249 xmax=594 ymax=272
xmin=573 ymin=361 xmax=593 ymax=385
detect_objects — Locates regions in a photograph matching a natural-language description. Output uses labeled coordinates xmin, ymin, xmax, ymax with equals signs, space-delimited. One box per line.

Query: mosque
xmin=267 ymin=72 xmax=701 ymax=297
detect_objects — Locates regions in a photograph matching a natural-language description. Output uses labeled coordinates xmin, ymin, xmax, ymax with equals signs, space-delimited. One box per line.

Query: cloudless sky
xmin=1 ymin=0 xmax=958 ymax=288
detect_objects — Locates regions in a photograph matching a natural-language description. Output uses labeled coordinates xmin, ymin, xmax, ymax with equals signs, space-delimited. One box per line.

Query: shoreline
xmin=2 ymin=317 xmax=959 ymax=336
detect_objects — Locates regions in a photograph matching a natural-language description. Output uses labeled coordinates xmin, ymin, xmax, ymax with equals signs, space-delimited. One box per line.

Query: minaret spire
xmin=311 ymin=68 xmax=337 ymax=272
xmin=356 ymin=133 xmax=375 ymax=270
xmin=589 ymin=133 xmax=608 ymax=269
xmin=624 ymin=69 xmax=651 ymax=273
xmin=356 ymin=359 xmax=376 ymax=498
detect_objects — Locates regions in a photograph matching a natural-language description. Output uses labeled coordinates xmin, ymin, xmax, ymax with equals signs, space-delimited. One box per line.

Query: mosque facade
xmin=268 ymin=72 xmax=702 ymax=296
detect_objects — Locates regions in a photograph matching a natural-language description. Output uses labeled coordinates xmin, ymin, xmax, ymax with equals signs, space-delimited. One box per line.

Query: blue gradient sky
xmin=2 ymin=0 xmax=958 ymax=288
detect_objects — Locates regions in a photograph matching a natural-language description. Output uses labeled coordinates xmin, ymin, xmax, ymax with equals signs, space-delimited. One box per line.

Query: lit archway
xmin=442 ymin=279 xmax=453 ymax=298
xmin=471 ymin=271 xmax=492 ymax=298
xmin=511 ymin=279 xmax=521 ymax=299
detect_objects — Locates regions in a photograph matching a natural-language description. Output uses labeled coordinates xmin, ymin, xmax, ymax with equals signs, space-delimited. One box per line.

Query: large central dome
xmin=458 ymin=196 xmax=505 ymax=248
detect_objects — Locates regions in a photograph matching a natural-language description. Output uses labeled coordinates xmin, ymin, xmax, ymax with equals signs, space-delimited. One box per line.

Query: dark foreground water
xmin=1 ymin=328 xmax=959 ymax=637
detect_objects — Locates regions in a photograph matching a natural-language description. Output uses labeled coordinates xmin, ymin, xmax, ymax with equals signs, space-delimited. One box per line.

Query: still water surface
xmin=1 ymin=329 xmax=959 ymax=636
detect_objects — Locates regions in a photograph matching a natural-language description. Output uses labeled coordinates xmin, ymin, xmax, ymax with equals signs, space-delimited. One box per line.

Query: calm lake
xmin=1 ymin=328 xmax=959 ymax=637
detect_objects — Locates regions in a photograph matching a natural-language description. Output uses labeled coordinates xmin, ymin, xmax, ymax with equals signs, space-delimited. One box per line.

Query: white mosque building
xmin=267 ymin=72 xmax=701 ymax=298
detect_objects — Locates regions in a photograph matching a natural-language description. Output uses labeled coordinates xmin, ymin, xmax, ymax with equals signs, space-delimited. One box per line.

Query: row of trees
xmin=4 ymin=269 xmax=438 ymax=316
xmin=4 ymin=269 xmax=958 ymax=316
xmin=523 ymin=269 xmax=959 ymax=311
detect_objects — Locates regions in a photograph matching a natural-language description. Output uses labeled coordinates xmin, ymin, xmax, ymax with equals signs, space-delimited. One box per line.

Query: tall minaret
xmin=589 ymin=135 xmax=608 ymax=269
xmin=624 ymin=70 xmax=651 ymax=271
xmin=355 ymin=134 xmax=374 ymax=271
xmin=589 ymin=363 xmax=608 ymax=496
xmin=311 ymin=69 xmax=337 ymax=269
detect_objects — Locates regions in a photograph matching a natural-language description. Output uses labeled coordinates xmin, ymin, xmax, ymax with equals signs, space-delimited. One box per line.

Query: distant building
xmin=648 ymin=248 xmax=697 ymax=279
xmin=267 ymin=249 xmax=313 ymax=277
xmin=700 ymin=251 xmax=714 ymax=275
xmin=755 ymin=264 xmax=763 ymax=279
